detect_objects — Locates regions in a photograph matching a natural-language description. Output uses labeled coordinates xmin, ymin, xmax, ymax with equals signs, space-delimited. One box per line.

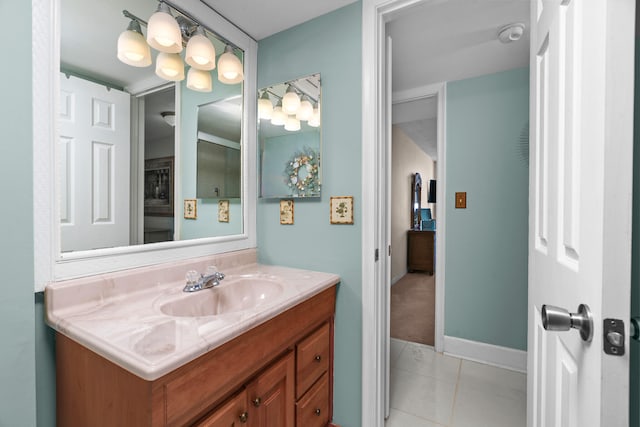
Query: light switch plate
xmin=455 ymin=192 xmax=467 ymax=209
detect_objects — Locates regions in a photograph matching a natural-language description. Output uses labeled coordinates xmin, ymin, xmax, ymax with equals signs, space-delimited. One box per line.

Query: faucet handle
xmin=205 ymin=265 xmax=218 ymax=276
xmin=186 ymin=270 xmax=200 ymax=284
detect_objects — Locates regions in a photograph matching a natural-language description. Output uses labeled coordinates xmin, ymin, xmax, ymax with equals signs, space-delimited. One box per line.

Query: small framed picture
xmin=184 ymin=199 xmax=197 ymax=219
xmin=280 ymin=200 xmax=294 ymax=225
xmin=330 ymin=196 xmax=354 ymax=224
xmin=218 ymin=200 xmax=230 ymax=222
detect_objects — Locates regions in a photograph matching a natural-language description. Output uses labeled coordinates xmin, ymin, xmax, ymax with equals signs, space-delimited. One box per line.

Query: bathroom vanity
xmin=46 ymin=249 xmax=339 ymax=426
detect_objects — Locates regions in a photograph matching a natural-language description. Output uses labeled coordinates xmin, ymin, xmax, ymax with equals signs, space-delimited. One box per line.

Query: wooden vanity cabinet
xmin=56 ymin=285 xmax=336 ymax=427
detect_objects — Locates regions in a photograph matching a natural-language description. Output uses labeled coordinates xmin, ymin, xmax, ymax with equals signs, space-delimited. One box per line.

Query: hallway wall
xmin=444 ymin=67 xmax=529 ymax=351
xmin=391 ymin=126 xmax=435 ymax=283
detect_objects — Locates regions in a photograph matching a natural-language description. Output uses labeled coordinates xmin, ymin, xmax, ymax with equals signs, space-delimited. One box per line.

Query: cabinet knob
xmin=239 ymin=412 xmax=249 ymax=423
xmin=252 ymin=397 xmax=262 ymax=407
xmin=315 ymin=408 xmax=321 ymax=416
xmin=314 ymin=355 xmax=322 ymax=362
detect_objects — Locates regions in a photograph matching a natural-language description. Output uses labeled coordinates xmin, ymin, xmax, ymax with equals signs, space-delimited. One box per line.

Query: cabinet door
xmin=196 ymin=390 xmax=249 ymax=427
xmin=246 ymin=352 xmax=295 ymax=427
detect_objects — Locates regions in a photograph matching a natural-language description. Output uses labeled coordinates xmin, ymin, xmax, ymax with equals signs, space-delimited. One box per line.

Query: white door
xmin=59 ymin=74 xmax=131 ymax=252
xmin=527 ymin=1 xmax=635 ymax=426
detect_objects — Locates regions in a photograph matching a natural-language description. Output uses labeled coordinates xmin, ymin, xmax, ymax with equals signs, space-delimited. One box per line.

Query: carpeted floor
xmin=390 ymin=273 xmax=435 ymax=346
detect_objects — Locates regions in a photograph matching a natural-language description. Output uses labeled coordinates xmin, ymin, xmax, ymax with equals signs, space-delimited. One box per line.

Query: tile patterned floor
xmin=385 ymin=339 xmax=526 ymax=427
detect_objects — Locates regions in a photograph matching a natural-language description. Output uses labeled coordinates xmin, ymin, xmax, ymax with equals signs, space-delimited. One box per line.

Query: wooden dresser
xmin=407 ymin=230 xmax=435 ymax=274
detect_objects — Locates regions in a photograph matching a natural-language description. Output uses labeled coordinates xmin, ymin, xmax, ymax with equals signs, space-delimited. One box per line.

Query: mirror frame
xmin=32 ymin=0 xmax=257 ymax=290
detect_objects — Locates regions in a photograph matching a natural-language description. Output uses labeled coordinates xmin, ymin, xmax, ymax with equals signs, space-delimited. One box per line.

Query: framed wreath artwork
xmin=330 ymin=196 xmax=354 ymax=224
xmin=284 ymin=147 xmax=320 ymax=197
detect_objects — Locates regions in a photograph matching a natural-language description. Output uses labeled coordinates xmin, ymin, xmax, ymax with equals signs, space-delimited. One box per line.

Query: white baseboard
xmin=390 ymin=271 xmax=406 ymax=286
xmin=443 ymin=336 xmax=527 ymax=373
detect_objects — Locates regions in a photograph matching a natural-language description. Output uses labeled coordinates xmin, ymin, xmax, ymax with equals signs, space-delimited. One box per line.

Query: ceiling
xmin=389 ymin=0 xmax=530 ymax=159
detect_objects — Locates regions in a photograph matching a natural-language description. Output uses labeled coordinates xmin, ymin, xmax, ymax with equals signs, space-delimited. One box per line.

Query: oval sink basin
xmin=159 ymin=279 xmax=284 ymax=317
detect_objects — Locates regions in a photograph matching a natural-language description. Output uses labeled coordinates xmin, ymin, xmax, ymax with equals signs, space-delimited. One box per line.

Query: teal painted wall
xmin=256 ymin=3 xmax=362 ymax=426
xmin=630 ymin=36 xmax=640 ymax=427
xmin=445 ymin=68 xmax=529 ymax=350
xmin=179 ymin=74 xmax=242 ymax=239
xmin=0 ymin=1 xmax=37 ymax=425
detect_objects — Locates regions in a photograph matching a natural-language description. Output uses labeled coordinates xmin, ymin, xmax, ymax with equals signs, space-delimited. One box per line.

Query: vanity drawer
xmin=296 ymin=322 xmax=330 ymax=399
xmin=295 ymin=372 xmax=329 ymax=427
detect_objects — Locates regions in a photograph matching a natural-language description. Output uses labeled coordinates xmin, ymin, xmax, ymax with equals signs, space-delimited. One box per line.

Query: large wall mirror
xmin=33 ymin=0 xmax=257 ymax=287
xmin=258 ymin=74 xmax=321 ymax=198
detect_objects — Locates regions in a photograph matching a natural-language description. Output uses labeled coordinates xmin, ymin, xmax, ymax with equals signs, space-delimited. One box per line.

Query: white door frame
xmin=361 ymin=0 xmax=441 ymax=425
xmin=392 ymin=83 xmax=447 ymax=352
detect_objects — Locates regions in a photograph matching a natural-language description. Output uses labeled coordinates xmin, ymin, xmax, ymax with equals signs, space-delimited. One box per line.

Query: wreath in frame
xmin=284 ymin=147 xmax=321 ymax=197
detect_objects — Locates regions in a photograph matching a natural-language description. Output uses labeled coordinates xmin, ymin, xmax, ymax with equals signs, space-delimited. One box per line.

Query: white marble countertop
xmin=45 ymin=250 xmax=340 ymax=381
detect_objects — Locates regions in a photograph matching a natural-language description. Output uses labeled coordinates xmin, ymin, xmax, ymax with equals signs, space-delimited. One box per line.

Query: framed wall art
xmin=280 ymin=200 xmax=294 ymax=225
xmin=184 ymin=199 xmax=197 ymax=219
xmin=330 ymin=196 xmax=354 ymax=224
xmin=218 ymin=200 xmax=230 ymax=222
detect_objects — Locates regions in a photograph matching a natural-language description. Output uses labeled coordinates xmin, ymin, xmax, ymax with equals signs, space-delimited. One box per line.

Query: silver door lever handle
xmin=541 ymin=304 xmax=593 ymax=342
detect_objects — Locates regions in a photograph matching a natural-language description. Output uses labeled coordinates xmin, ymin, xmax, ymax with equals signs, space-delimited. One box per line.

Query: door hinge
xmin=388 ymin=245 xmax=392 ymax=256
xmin=374 ymin=248 xmax=379 ymax=262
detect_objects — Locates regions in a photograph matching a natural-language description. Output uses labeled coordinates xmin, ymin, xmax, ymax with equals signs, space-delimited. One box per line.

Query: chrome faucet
xmin=183 ymin=267 xmax=225 ymax=292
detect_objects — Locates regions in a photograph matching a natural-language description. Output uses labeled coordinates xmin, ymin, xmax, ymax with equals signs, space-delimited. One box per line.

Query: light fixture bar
xmin=122 ymin=10 xmax=147 ymax=27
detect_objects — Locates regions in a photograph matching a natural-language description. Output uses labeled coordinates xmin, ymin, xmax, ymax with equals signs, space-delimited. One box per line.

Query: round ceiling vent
xmin=498 ymin=23 xmax=525 ymax=43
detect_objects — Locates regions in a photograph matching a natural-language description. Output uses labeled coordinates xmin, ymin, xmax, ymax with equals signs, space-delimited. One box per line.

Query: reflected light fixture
xmin=186 ymin=68 xmax=212 ymax=92
xmin=282 ymin=85 xmax=300 ymax=115
xmin=285 ymin=116 xmax=301 ymax=132
xmin=161 ymin=111 xmax=176 ymax=126
xmin=308 ymin=103 xmax=321 ymax=127
xmin=185 ymin=26 xmax=216 ymax=70
xmin=271 ymin=100 xmax=287 ymax=126
xmin=296 ymin=95 xmax=313 ymax=121
xmin=258 ymin=92 xmax=273 ymax=120
xmin=146 ymin=2 xmax=183 ymax=53
xmin=117 ymin=19 xmax=151 ymax=67
xmin=155 ymin=52 xmax=185 ymax=81
xmin=217 ymin=45 xmax=244 ymax=84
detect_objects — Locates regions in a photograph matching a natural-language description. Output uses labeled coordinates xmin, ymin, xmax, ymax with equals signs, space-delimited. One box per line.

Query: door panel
xmin=59 ymin=74 xmax=130 ymax=252
xmin=527 ymin=1 xmax=635 ymax=426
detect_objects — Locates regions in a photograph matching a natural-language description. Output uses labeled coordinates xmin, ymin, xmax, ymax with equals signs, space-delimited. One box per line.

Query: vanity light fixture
xmin=117 ymin=4 xmax=243 ymax=89
xmin=217 ymin=45 xmax=244 ymax=84
xmin=185 ymin=26 xmax=216 ymax=70
xmin=258 ymin=92 xmax=273 ymax=120
xmin=308 ymin=103 xmax=321 ymax=128
xmin=155 ymin=52 xmax=185 ymax=81
xmin=271 ymin=100 xmax=287 ymax=126
xmin=186 ymin=68 xmax=213 ymax=92
xmin=282 ymin=85 xmax=301 ymax=115
xmin=161 ymin=111 xmax=176 ymax=126
xmin=284 ymin=116 xmax=301 ymax=132
xmin=146 ymin=2 xmax=182 ymax=53
xmin=296 ymin=95 xmax=313 ymax=121
xmin=117 ymin=19 xmax=152 ymax=67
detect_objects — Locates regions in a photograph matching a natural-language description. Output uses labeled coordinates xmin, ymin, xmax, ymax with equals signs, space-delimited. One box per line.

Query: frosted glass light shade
xmin=285 ymin=116 xmax=301 ymax=132
xmin=147 ymin=3 xmax=183 ymax=53
xmin=217 ymin=46 xmax=244 ymax=84
xmin=156 ymin=52 xmax=185 ymax=81
xmin=271 ymin=101 xmax=286 ymax=126
xmin=117 ymin=21 xmax=151 ymax=67
xmin=187 ymin=68 xmax=212 ymax=92
xmin=185 ymin=28 xmax=216 ymax=70
xmin=258 ymin=92 xmax=273 ymax=120
xmin=296 ymin=96 xmax=313 ymax=121
xmin=308 ymin=105 xmax=321 ymax=127
xmin=282 ymin=86 xmax=300 ymax=115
